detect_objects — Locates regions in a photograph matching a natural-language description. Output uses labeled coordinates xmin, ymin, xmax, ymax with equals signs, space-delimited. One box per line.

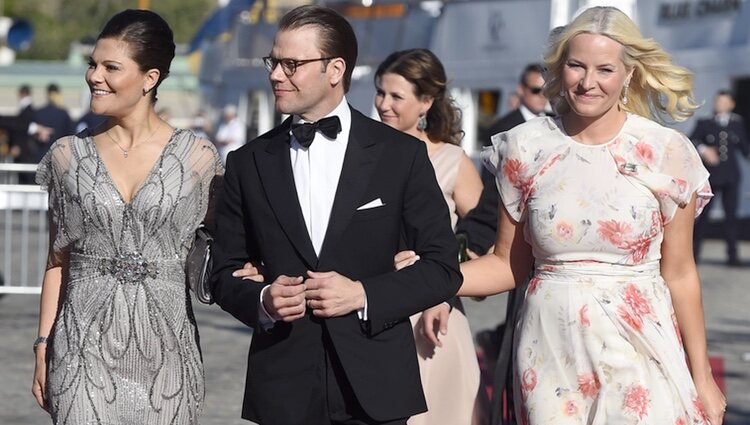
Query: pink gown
xmin=409 ymin=143 xmax=487 ymax=425
xmin=483 ymin=114 xmax=713 ymax=425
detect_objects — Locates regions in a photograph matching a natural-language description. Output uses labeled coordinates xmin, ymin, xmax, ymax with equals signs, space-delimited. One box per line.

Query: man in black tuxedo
xmin=456 ymin=63 xmax=549 ymax=425
xmin=210 ymin=6 xmax=461 ymax=425
xmin=691 ymin=90 xmax=750 ymax=266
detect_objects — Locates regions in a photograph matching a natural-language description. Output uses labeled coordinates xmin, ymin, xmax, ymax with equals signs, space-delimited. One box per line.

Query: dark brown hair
xmin=98 ymin=9 xmax=175 ymax=104
xmin=279 ymin=5 xmax=358 ymax=92
xmin=375 ymin=48 xmax=463 ymax=145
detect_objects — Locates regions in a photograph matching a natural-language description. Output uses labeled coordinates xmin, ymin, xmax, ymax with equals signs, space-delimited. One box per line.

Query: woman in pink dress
xmin=375 ymin=48 xmax=487 ymax=425
xmin=399 ymin=6 xmax=725 ymax=425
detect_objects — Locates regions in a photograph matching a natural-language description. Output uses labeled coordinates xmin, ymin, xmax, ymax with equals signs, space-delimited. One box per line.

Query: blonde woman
xmin=398 ymin=7 xmax=724 ymax=425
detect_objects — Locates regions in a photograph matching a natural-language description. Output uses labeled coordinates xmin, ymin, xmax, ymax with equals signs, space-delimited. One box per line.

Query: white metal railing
xmin=0 ymin=183 xmax=48 ymax=294
xmin=0 ymin=162 xmax=38 ymax=185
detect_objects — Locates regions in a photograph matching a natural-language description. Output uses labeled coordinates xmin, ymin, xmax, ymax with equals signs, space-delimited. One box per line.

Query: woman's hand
xmin=695 ymin=375 xmax=726 ymax=425
xmin=419 ymin=303 xmax=451 ymax=347
xmin=31 ymin=347 xmax=48 ymax=412
xmin=232 ymin=262 xmax=265 ymax=282
xmin=394 ymin=250 xmax=420 ymax=271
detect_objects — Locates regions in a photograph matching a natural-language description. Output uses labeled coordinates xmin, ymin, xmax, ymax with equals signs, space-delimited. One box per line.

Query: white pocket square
xmin=357 ymin=198 xmax=385 ymax=211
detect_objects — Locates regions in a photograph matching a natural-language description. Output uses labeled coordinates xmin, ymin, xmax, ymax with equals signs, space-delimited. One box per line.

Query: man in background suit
xmin=480 ymin=64 xmax=549 ymax=183
xmin=0 ymin=84 xmax=35 ymax=162
xmin=210 ymin=6 xmax=461 ymax=425
xmin=456 ymin=63 xmax=550 ymax=425
xmin=0 ymin=84 xmax=50 ymax=183
xmin=30 ymin=83 xmax=74 ymax=163
xmin=691 ymin=90 xmax=750 ymax=266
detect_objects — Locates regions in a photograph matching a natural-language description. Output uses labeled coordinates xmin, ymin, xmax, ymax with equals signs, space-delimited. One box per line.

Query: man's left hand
xmin=305 ymin=271 xmax=365 ymax=318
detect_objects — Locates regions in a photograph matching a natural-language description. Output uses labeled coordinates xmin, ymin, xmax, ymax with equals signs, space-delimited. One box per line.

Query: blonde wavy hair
xmin=543 ymin=6 xmax=699 ymax=122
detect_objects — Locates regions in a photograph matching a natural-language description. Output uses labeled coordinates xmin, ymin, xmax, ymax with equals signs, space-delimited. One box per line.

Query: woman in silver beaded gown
xmin=31 ymin=10 xmax=222 ymax=424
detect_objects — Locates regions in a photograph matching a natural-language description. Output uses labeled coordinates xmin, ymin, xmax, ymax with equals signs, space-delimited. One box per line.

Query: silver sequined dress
xmin=36 ymin=129 xmax=223 ymax=425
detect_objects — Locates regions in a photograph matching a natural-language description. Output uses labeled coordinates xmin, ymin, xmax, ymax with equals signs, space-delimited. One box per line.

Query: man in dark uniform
xmin=30 ymin=83 xmax=74 ymax=163
xmin=0 ymin=84 xmax=35 ymax=162
xmin=456 ymin=63 xmax=550 ymax=425
xmin=691 ymin=90 xmax=750 ymax=266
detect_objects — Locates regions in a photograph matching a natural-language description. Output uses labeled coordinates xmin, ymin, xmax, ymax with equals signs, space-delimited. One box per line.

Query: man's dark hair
xmin=19 ymin=84 xmax=31 ymax=96
xmin=519 ymin=63 xmax=545 ymax=86
xmin=716 ymin=89 xmax=734 ymax=100
xmin=279 ymin=5 xmax=358 ymax=92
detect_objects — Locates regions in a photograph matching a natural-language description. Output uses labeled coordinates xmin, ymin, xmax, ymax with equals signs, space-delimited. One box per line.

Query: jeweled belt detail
xmin=70 ymin=252 xmax=181 ymax=284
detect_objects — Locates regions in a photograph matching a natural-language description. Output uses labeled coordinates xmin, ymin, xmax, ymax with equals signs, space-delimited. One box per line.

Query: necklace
xmin=106 ymin=121 xmax=162 ymax=158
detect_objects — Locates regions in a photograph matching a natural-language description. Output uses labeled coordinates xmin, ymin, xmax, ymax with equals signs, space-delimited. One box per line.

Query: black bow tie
xmin=291 ymin=116 xmax=342 ymax=148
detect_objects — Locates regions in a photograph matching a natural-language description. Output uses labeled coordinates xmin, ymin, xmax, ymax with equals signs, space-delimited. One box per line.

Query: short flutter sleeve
xmin=658 ymin=132 xmax=713 ymax=220
xmin=185 ymin=135 xmax=224 ymax=229
xmin=609 ymin=129 xmax=712 ymax=225
xmin=481 ymin=130 xmax=536 ymax=222
xmin=36 ymin=138 xmax=75 ymax=266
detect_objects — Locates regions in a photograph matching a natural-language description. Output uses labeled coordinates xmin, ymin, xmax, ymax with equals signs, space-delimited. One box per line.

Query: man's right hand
xmin=262 ymin=275 xmax=306 ymax=322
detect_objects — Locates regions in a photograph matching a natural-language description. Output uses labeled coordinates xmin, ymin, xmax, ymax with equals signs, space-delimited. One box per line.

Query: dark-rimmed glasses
xmin=263 ymin=56 xmax=336 ymax=77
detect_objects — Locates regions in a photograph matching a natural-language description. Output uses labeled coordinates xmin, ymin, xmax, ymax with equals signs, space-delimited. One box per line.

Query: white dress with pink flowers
xmin=483 ymin=114 xmax=713 ymax=425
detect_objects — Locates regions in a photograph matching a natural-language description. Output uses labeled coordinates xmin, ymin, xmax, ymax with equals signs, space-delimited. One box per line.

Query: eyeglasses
xmin=526 ymin=86 xmax=544 ymax=95
xmin=262 ymin=56 xmax=336 ymax=77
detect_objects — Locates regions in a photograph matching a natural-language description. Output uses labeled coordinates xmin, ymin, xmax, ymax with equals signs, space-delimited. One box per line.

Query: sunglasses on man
xmin=525 ymin=85 xmax=544 ymax=95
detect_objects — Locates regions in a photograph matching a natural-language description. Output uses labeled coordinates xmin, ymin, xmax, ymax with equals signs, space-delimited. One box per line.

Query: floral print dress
xmin=483 ymin=114 xmax=713 ymax=425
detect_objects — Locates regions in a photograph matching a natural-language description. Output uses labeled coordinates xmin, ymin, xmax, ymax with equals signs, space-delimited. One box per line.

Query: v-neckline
xmin=91 ymin=128 xmax=179 ymax=205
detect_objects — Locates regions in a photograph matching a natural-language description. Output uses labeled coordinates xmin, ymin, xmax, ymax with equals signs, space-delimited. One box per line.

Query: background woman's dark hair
xmin=375 ymin=49 xmax=463 ymax=145
xmin=279 ymin=5 xmax=358 ymax=93
xmin=98 ymin=9 xmax=175 ymax=104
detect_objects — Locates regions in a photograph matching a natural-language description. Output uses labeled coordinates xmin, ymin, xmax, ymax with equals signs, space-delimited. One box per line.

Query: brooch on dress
xmin=621 ymin=163 xmax=638 ymax=174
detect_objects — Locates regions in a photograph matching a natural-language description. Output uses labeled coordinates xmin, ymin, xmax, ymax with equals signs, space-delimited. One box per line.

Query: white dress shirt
xmin=716 ymin=113 xmax=730 ymax=128
xmin=215 ymin=117 xmax=247 ymax=164
xmin=259 ymin=97 xmax=366 ymax=327
xmin=290 ymin=98 xmax=352 ymax=255
xmin=519 ymin=104 xmax=546 ymax=122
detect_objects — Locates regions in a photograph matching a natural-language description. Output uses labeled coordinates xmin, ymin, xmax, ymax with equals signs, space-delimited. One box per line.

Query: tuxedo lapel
xmin=255 ymin=123 xmax=318 ymax=269
xmin=318 ymin=110 xmax=382 ymax=263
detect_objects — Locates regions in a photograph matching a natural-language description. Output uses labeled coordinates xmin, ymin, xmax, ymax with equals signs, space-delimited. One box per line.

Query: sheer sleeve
xmin=36 ymin=138 xmax=73 ymax=269
xmin=610 ymin=130 xmax=713 ymax=225
xmin=481 ymin=131 xmax=536 ymax=222
xmin=188 ymin=135 xmax=224 ymax=230
xmin=658 ymin=132 xmax=713 ymax=222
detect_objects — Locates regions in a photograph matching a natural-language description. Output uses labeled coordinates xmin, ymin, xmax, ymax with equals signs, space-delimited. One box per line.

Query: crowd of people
xmin=18 ymin=4 xmax=745 ymax=425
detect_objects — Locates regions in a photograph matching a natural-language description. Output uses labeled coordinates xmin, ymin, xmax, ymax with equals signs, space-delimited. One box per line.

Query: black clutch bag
xmin=186 ymin=224 xmax=214 ymax=304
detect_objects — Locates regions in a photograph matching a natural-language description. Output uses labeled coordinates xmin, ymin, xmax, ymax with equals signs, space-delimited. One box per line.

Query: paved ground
xmin=1 ymin=240 xmax=748 ymax=424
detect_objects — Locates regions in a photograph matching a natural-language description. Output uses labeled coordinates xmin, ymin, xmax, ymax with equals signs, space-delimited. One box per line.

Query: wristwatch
xmin=33 ymin=336 xmax=48 ymax=353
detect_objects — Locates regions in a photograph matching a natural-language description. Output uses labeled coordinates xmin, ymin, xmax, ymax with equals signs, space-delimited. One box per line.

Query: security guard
xmin=691 ymin=90 xmax=750 ymax=266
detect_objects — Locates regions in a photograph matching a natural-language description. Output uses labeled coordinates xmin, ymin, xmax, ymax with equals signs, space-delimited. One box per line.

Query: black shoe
xmin=727 ymin=258 xmax=742 ymax=267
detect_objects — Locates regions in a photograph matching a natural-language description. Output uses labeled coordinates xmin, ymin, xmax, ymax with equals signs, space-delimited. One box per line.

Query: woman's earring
xmin=559 ymin=88 xmax=566 ymax=97
xmin=622 ymin=82 xmax=629 ymax=105
xmin=417 ymin=113 xmax=427 ymax=131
